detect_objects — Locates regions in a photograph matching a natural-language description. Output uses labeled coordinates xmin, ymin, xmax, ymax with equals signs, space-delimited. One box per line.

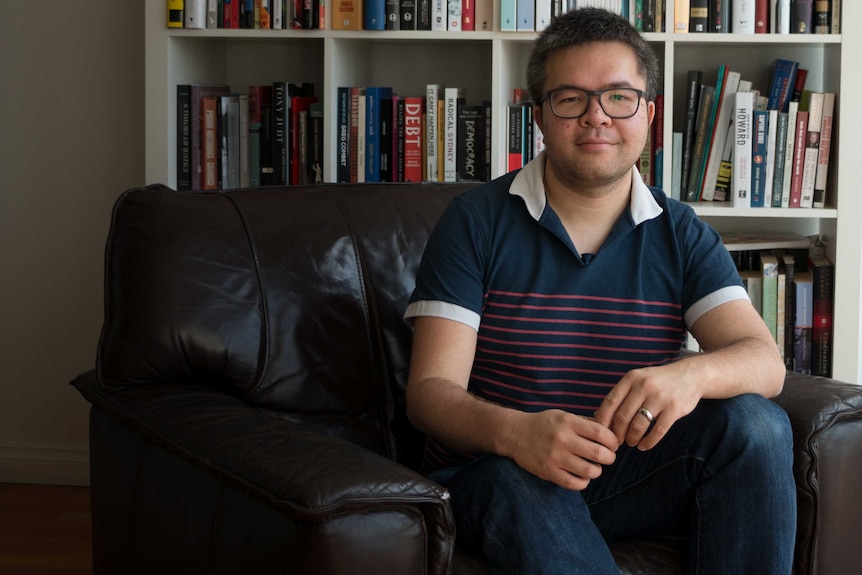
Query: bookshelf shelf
xmin=145 ymin=2 xmax=862 ymax=383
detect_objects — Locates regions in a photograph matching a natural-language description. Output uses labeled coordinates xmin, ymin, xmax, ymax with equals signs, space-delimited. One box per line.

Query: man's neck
xmin=544 ymin=169 xmax=632 ymax=256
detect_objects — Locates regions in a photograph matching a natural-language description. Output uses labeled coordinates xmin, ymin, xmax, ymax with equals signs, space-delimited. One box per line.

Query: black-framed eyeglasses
xmin=541 ymin=87 xmax=645 ymax=119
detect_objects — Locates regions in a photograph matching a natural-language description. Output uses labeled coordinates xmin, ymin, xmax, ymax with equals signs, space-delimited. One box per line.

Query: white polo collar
xmin=509 ymin=150 xmax=664 ymax=226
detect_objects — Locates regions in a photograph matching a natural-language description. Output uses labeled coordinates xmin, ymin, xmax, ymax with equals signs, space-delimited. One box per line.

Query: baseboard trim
xmin=0 ymin=443 xmax=90 ymax=486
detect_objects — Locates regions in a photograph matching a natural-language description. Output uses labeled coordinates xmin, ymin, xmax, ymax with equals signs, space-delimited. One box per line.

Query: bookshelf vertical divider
xmin=145 ymin=1 xmax=862 ymax=383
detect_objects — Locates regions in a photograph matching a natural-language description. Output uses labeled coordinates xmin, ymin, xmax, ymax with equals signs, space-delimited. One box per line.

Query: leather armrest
xmin=71 ymin=370 xmax=452 ymax=523
xmin=771 ymin=371 xmax=862 ymax=575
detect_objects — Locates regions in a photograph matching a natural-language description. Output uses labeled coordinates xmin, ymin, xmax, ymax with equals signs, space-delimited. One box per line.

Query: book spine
xmin=499 ymin=0 xmax=516 ymax=30
xmin=386 ymin=0 xmax=401 ymax=29
xmin=731 ymin=0 xmax=755 ymax=32
xmin=788 ymin=110 xmax=808 ymax=207
xmin=515 ymin=0 xmax=532 ymax=30
xmin=690 ymin=0 xmax=708 ymax=31
xmin=403 ymin=96 xmax=424 ymax=182
xmin=507 ymin=104 xmax=523 ymax=172
xmin=685 ymin=84 xmax=715 ymax=201
xmin=674 ymin=0 xmax=690 ymax=32
xmin=474 ymin=0 xmax=492 ymax=30
xmin=365 ymin=0 xmax=386 ymax=28
xmin=793 ymin=271 xmax=813 ymax=373
xmin=535 ymin=0 xmax=551 ymax=30
xmin=701 ymin=70 xmax=740 ymax=201
xmin=433 ymin=0 xmax=448 ymax=30
xmin=425 ymin=84 xmax=443 ymax=181
xmin=709 ymin=0 xmax=729 ymax=31
xmin=680 ymin=70 xmax=702 ymax=202
xmin=207 ymin=0 xmax=219 ymax=27
xmin=400 ymin=0 xmax=417 ymax=29
xmin=799 ymin=91 xmax=823 ymax=208
xmin=755 ymin=0 xmax=768 ymax=32
xmin=776 ymin=0 xmax=791 ymax=32
xmin=750 ymin=109 xmax=768 ymax=207
xmin=812 ymin=92 xmax=834 ymax=208
xmin=830 ymin=0 xmax=840 ymax=33
xmin=350 ymin=87 xmax=361 ymax=182
xmin=791 ymin=0 xmax=813 ymax=33
xmin=732 ymin=91 xmax=754 ymax=208
xmin=357 ymin=93 xmax=366 ymax=183
xmin=185 ymin=0 xmax=207 ymax=27
xmin=272 ymin=82 xmax=288 ymax=185
xmin=813 ymin=0 xmax=829 ymax=33
xmin=336 ymin=87 xmax=351 ymax=183
xmin=761 ymin=255 xmax=779 ymax=343
xmin=653 ymin=93 xmax=664 ymax=189
xmin=782 ymin=253 xmax=796 ymax=370
xmin=461 ymin=0 xmax=475 ymax=30
xmin=394 ymin=98 xmax=405 ymax=182
xmin=308 ymin=102 xmax=324 ymax=183
xmin=767 ymin=59 xmax=798 ymax=113
xmin=192 ymin=85 xmax=231 ymax=190
xmin=168 ymin=0 xmax=185 ymax=27
xmin=780 ymin=100 xmax=799 ymax=207
xmin=771 ymin=111 xmax=789 ymax=207
xmin=177 ymin=84 xmax=192 ymax=191
xmin=202 ymin=96 xmax=219 ymax=189
xmin=379 ymin=96 xmax=393 ymax=182
xmin=457 ymin=106 xmax=482 ymax=182
xmin=810 ymin=259 xmax=834 ymax=377
xmin=332 ymin=0 xmax=363 ymax=28
xmin=239 ymin=94 xmax=250 ymax=188
xmin=443 ymin=87 xmax=461 ymax=182
xmin=764 ymin=109 xmax=778 ymax=205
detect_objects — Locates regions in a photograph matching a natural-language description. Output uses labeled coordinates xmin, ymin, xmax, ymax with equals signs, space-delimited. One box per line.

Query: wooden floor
xmin=0 ymin=483 xmax=92 ymax=574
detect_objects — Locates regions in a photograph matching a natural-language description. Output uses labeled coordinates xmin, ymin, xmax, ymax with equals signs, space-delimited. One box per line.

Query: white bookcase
xmin=144 ymin=1 xmax=862 ymax=383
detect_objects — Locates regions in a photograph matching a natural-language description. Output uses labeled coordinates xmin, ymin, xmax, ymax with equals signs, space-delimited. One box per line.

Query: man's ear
xmin=647 ymin=99 xmax=656 ymax=126
xmin=534 ymin=104 xmax=545 ymax=135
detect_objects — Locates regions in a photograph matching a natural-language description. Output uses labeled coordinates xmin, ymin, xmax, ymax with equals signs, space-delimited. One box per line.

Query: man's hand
xmin=507 ymin=409 xmax=619 ymax=491
xmin=592 ymin=361 xmax=703 ymax=451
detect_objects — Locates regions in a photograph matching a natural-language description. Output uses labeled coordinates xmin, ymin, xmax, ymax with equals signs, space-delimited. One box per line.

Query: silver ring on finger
xmin=638 ymin=407 xmax=655 ymax=424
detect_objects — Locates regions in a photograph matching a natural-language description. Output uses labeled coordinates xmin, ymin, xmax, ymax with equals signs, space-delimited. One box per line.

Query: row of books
xmin=170 ymin=0 xmax=324 ymax=30
xmin=505 ymin=89 xmax=546 ymax=172
xmin=176 ymin=82 xmax=324 ymax=191
xmin=335 ymin=85 xmax=492 ymax=183
xmin=673 ymin=59 xmax=835 ymax=209
xmin=501 ymin=0 xmax=841 ymax=34
xmin=721 ymin=232 xmax=834 ymax=377
xmin=675 ymin=0 xmax=841 ymax=34
xmin=170 ymin=0 xmax=841 ymax=33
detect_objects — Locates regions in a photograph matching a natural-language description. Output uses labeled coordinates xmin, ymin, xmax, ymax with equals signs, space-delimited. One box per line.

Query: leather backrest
xmin=98 ymin=182 xmax=479 ymax=466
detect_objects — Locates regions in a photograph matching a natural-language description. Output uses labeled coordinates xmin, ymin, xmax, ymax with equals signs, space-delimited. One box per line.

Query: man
xmin=404 ymin=8 xmax=796 ymax=575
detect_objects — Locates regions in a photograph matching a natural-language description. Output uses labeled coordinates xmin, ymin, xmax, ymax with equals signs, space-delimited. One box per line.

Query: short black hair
xmin=526 ymin=8 xmax=661 ymax=106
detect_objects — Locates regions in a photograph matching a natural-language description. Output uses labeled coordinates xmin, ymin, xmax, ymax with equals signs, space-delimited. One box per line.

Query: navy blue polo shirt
xmin=405 ymin=151 xmax=746 ymax=471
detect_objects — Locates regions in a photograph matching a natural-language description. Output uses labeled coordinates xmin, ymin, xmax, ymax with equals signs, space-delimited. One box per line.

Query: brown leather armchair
xmin=72 ymin=183 xmax=862 ymax=574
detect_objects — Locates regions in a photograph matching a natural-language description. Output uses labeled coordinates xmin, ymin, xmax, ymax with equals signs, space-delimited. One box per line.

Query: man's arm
xmin=593 ymin=298 xmax=786 ymax=450
xmin=406 ymin=315 xmax=619 ymax=490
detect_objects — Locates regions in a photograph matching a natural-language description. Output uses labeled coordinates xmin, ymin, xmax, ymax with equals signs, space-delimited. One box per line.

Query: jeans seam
xmin=587 ymin=454 xmax=707 ymax=507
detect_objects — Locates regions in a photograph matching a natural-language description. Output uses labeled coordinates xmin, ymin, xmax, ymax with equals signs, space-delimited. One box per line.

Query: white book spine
xmin=185 ymin=0 xmax=207 ymax=28
xmin=444 ymin=87 xmax=461 ymax=182
xmin=536 ymin=0 xmax=553 ymax=31
xmin=448 ymin=0 xmax=462 ymax=30
xmin=273 ymin=0 xmax=283 ymax=28
xmin=776 ymin=0 xmax=791 ymax=33
xmin=813 ymin=92 xmax=835 ymax=208
xmin=433 ymin=0 xmax=448 ymax=30
xmin=701 ymin=70 xmax=741 ymax=202
xmin=732 ymin=91 xmax=754 ymax=208
xmin=731 ymin=0 xmax=756 ymax=33
xmin=800 ymin=92 xmax=824 ymax=209
xmin=671 ymin=132 xmax=683 ymax=200
xmin=425 ymin=85 xmax=443 ymax=181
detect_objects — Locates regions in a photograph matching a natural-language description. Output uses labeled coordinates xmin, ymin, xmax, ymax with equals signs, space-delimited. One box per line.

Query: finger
xmin=609 ymin=395 xmax=648 ymax=445
xmin=624 ymin=408 xmax=653 ymax=447
xmin=593 ymin=380 xmax=632 ymax=428
xmin=637 ymin=417 xmax=672 ymax=451
xmin=578 ymin=418 xmax=622 ymax=453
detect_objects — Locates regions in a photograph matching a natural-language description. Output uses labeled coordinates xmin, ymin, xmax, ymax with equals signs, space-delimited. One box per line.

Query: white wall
xmin=0 ymin=2 xmax=144 ymax=485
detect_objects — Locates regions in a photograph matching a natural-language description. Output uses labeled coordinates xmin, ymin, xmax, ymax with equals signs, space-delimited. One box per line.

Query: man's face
xmin=536 ymin=41 xmax=655 ymax=190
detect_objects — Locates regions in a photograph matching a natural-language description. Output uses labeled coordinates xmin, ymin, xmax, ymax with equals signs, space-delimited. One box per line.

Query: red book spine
xmin=788 ymin=111 xmax=808 ymax=208
xmin=403 ymin=96 xmax=424 ymax=182
xmin=755 ymin=0 xmax=768 ymax=32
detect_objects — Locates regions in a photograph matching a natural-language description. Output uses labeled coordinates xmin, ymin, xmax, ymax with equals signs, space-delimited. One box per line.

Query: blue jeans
xmin=430 ymin=394 xmax=797 ymax=575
